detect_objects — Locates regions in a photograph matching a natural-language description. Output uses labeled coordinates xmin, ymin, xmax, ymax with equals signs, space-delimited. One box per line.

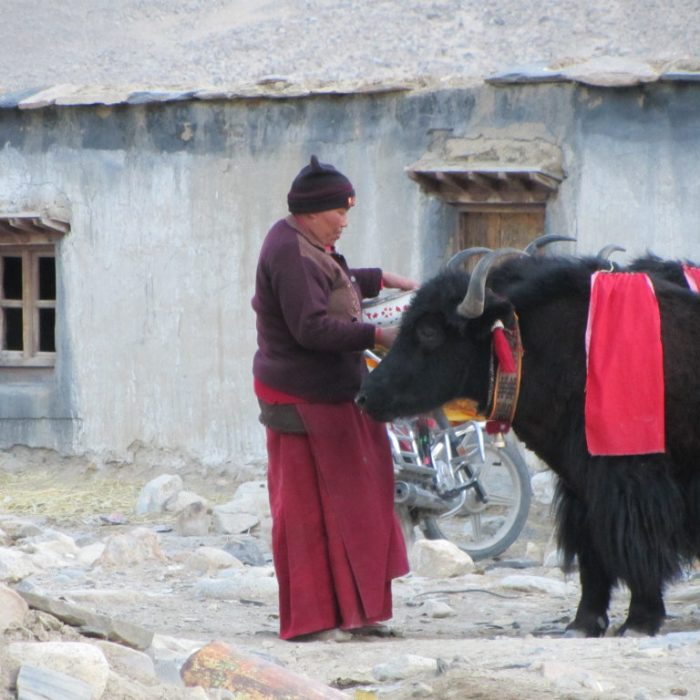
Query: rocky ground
xmin=0 ymin=450 xmax=699 ymax=699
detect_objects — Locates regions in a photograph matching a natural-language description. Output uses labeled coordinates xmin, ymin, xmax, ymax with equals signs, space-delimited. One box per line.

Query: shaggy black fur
xmin=358 ymin=254 xmax=700 ymax=637
xmin=627 ymin=252 xmax=698 ymax=288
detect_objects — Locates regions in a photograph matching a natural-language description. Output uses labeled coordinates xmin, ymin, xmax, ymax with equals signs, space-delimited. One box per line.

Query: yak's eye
xmin=415 ymin=317 xmax=445 ymax=350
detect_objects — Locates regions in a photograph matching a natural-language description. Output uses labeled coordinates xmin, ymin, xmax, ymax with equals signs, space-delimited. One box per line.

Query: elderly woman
xmin=252 ymin=155 xmax=416 ymax=641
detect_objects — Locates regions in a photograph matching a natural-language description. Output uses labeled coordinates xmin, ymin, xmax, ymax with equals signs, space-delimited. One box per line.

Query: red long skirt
xmin=265 ymin=401 xmax=409 ymax=640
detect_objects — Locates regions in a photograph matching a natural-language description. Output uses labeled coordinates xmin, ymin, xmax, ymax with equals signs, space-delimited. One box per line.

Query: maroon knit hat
xmin=287 ymin=155 xmax=355 ymax=214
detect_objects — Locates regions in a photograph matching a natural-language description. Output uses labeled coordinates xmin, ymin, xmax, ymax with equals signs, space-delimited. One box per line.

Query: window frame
xmin=0 ymin=220 xmax=65 ymax=368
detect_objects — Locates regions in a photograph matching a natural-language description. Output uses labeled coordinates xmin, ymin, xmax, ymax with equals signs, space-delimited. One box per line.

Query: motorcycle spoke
xmin=469 ymin=513 xmax=483 ymax=540
xmin=479 ymin=492 xmax=517 ymax=508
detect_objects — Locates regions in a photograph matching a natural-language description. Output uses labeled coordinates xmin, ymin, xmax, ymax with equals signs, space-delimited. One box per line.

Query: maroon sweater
xmin=252 ymin=216 xmax=382 ymax=402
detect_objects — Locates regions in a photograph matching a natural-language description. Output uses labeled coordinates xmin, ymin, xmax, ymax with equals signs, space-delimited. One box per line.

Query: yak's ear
xmin=448 ymin=290 xmax=514 ymax=340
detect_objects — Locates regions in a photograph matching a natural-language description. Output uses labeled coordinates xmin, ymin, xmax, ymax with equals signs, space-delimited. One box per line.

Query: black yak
xmin=356 ymin=251 xmax=700 ymax=637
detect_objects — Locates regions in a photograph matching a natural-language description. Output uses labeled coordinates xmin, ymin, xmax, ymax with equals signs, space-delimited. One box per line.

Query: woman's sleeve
xmin=349 ymin=267 xmax=383 ymax=299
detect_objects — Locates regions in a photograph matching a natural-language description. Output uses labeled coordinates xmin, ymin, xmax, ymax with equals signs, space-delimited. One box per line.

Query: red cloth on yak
xmin=265 ymin=401 xmax=408 ymax=639
xmin=683 ymin=265 xmax=700 ymax=293
xmin=584 ymin=271 xmax=665 ymax=456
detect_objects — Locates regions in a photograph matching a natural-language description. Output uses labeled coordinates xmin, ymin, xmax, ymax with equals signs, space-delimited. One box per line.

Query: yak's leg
xmin=554 ymin=482 xmax=611 ymax=637
xmin=589 ymin=457 xmax=685 ymax=637
xmin=565 ymin=543 xmax=612 ymax=637
xmin=617 ymin=586 xmax=665 ymax=636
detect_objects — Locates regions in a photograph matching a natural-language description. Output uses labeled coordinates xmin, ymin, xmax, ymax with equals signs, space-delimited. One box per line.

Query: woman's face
xmin=305 ymin=207 xmax=351 ymax=247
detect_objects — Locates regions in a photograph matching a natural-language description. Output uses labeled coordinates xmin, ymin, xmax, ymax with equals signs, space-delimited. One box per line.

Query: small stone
xmin=175 ymin=502 xmax=212 ymax=536
xmin=411 ymin=539 xmax=474 ymax=578
xmin=423 ymin=600 xmax=456 ymax=618
xmin=372 ymin=655 xmax=438 ymax=682
xmin=184 ymin=547 xmax=242 ymax=573
xmin=223 ymin=538 xmax=267 ymax=566
xmin=135 ymin=474 xmax=184 ymax=515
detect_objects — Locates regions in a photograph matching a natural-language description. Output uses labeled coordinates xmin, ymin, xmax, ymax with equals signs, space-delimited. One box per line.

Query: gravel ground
xmin=2 ymin=458 xmax=700 ymax=699
xmin=1 ymin=1 xmax=700 ymax=92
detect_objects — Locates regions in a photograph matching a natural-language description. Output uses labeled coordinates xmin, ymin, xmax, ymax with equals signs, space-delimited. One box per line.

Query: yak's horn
xmin=457 ymin=248 xmax=528 ymax=318
xmin=445 ymin=246 xmax=492 ymax=271
xmin=597 ymin=244 xmax=626 ymax=259
xmin=523 ymin=234 xmax=576 ymax=255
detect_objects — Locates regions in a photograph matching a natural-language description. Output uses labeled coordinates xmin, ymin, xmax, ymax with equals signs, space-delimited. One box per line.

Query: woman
xmin=252 ymin=155 xmax=416 ymax=641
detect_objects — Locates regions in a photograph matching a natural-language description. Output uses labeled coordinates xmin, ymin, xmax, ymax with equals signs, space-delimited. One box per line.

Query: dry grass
xmin=0 ymin=468 xmax=152 ymax=524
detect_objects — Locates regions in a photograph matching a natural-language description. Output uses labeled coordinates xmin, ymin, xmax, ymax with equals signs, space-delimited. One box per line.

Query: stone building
xmin=0 ymin=58 xmax=698 ymax=466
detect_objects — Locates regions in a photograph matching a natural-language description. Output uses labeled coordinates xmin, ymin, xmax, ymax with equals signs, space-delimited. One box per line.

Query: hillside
xmin=1 ymin=0 xmax=699 ymax=92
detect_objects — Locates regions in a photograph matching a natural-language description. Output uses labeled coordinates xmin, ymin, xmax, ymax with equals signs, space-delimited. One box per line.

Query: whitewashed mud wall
xmin=0 ymin=81 xmax=698 ymax=469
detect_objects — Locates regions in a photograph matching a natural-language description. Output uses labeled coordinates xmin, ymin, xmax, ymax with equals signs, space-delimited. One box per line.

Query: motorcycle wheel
xmin=420 ymin=437 xmax=531 ymax=561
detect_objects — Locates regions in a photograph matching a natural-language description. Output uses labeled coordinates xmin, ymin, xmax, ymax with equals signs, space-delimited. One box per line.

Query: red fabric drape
xmin=682 ymin=265 xmax=700 ymax=293
xmin=584 ymin=271 xmax=665 ymax=456
xmin=266 ymin=402 xmax=408 ymax=639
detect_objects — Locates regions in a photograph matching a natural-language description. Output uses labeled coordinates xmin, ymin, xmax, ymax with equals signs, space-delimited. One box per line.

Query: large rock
xmin=16 ymin=664 xmax=93 ymax=700
xmin=97 ymin=527 xmax=166 ymax=567
xmin=0 ymin=583 xmax=29 ymax=632
xmin=181 ymin=640 xmax=346 ymax=698
xmin=20 ymin=530 xmax=81 ymax=568
xmin=211 ymin=480 xmax=270 ymax=535
xmin=95 ymin=640 xmax=156 ymax=684
xmin=135 ymin=474 xmax=184 ymax=514
xmin=211 ymin=508 xmax=259 ymax=535
xmin=19 ymin=590 xmax=154 ymax=650
xmin=7 ymin=642 xmax=110 ymax=700
xmin=0 ymin=547 xmax=39 ymax=582
xmin=165 ymin=489 xmax=208 ymax=513
xmin=230 ymin=480 xmax=270 ymax=518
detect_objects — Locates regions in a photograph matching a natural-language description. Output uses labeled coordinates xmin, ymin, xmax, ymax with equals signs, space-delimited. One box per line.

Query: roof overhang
xmin=0 ymin=215 xmax=70 ymax=244
xmin=407 ymin=163 xmax=563 ymax=205
xmin=407 ymin=136 xmax=565 ymax=206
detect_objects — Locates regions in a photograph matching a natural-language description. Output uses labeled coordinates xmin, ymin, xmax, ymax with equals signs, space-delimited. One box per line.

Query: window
xmin=0 ymin=217 xmax=68 ymax=367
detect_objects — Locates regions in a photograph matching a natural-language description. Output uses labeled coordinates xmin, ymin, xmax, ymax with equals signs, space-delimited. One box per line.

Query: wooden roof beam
xmin=498 ymin=172 xmax=529 ymax=192
xmin=408 ymin=171 xmax=442 ymax=195
xmin=39 ymin=217 xmax=70 ymax=234
xmin=527 ymin=172 xmax=560 ymax=190
xmin=465 ymin=172 xmax=495 ymax=190
xmin=7 ymin=218 xmax=37 ymax=233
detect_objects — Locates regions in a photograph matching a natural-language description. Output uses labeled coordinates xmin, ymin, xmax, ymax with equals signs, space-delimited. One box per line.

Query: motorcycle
xmin=365 ymin=348 xmax=532 ymax=561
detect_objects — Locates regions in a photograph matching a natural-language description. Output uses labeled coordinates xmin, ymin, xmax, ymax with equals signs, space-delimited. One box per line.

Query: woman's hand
xmin=375 ymin=325 xmax=400 ymax=349
xmin=382 ymin=271 xmax=419 ymax=291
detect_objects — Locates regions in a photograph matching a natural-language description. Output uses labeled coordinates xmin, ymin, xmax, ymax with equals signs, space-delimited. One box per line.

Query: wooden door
xmin=454 ymin=209 xmax=545 ymax=269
